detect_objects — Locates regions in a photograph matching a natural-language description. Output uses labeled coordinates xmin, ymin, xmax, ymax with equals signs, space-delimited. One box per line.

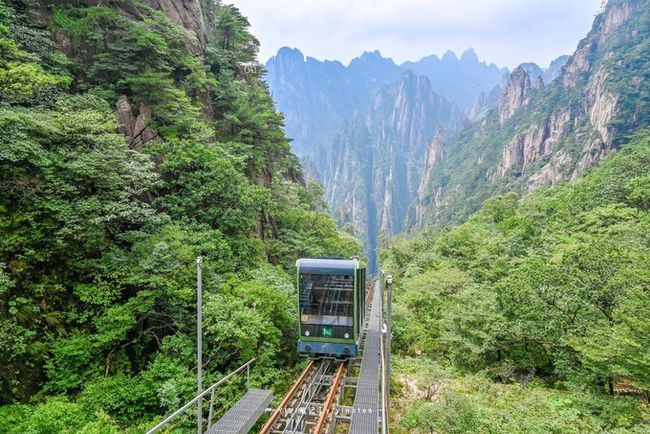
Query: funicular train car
xmin=296 ymin=257 xmax=367 ymax=358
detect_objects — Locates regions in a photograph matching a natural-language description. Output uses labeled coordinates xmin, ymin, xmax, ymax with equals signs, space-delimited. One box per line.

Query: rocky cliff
xmin=414 ymin=0 xmax=650 ymax=228
xmin=415 ymin=127 xmax=446 ymax=226
xmin=318 ymin=72 xmax=464 ymax=268
xmin=468 ymin=55 xmax=568 ymax=122
xmin=265 ymin=48 xmax=502 ymax=266
xmin=265 ymin=47 xmax=505 ymax=157
xmin=497 ymin=65 xmax=533 ymax=125
xmin=87 ymin=0 xmax=209 ymax=54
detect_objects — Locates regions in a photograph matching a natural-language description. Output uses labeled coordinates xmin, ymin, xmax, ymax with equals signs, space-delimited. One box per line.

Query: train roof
xmin=296 ymin=258 xmax=359 ymax=275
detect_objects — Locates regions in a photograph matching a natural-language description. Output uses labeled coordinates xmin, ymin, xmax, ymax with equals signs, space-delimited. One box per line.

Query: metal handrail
xmin=146 ymin=358 xmax=257 ymax=434
xmin=380 ymin=276 xmax=388 ymax=434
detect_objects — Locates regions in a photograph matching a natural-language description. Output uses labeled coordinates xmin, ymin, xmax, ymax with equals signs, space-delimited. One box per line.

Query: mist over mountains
xmin=265 ymin=47 xmax=508 ymax=156
xmin=265 ymin=46 xmax=573 ymax=265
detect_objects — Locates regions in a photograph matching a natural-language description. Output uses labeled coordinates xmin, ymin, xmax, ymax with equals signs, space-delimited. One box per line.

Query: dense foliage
xmin=0 ymin=0 xmax=360 ymax=431
xmin=394 ymin=357 xmax=649 ymax=434
xmin=383 ymin=131 xmax=650 ymax=433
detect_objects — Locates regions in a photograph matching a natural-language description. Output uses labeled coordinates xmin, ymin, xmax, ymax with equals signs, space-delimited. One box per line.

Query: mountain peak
xmin=350 ymin=50 xmax=394 ymax=67
xmin=274 ymin=46 xmax=305 ymax=63
xmin=497 ymin=65 xmax=532 ymax=125
xmin=360 ymin=49 xmax=383 ymax=59
xmin=460 ymin=48 xmax=479 ymax=63
xmin=519 ymin=62 xmax=544 ymax=87
xmin=442 ymin=50 xmax=458 ymax=62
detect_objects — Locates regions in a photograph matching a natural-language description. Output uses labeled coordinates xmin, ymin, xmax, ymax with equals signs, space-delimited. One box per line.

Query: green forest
xmin=1 ymin=0 xmax=650 ymax=433
xmin=0 ymin=0 xmax=359 ymax=432
xmin=383 ymin=131 xmax=650 ymax=433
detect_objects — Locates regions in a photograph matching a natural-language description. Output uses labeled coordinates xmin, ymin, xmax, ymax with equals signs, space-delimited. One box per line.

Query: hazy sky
xmin=229 ymin=0 xmax=604 ymax=69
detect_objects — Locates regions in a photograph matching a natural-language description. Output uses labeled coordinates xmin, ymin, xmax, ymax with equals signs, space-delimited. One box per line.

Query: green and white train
xmin=296 ymin=257 xmax=367 ymax=358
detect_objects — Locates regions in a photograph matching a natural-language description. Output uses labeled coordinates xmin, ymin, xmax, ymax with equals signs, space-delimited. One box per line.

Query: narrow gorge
xmin=265 ymin=42 xmax=588 ymax=265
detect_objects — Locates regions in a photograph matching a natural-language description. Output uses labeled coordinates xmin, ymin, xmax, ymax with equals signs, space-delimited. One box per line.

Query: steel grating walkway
xmin=349 ymin=282 xmax=381 ymax=434
xmin=206 ymin=388 xmax=273 ymax=434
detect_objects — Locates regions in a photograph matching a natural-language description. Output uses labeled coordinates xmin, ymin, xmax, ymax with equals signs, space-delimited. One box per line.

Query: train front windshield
xmin=299 ymin=273 xmax=354 ymax=339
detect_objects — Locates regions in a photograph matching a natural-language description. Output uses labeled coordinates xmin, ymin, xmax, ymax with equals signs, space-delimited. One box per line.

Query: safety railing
xmin=146 ymin=358 xmax=256 ymax=434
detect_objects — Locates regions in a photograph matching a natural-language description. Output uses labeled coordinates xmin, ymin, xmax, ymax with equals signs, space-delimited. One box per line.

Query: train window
xmin=299 ymin=273 xmax=354 ymax=339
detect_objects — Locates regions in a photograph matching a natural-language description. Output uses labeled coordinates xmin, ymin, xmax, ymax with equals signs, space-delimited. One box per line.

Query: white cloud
xmin=229 ymin=0 xmax=603 ymax=69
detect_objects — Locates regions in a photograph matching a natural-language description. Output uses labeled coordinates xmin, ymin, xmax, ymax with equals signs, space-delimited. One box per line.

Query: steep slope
xmin=414 ymin=0 xmax=650 ymax=228
xmin=468 ymin=55 xmax=569 ymax=122
xmin=319 ymin=72 xmax=465 ymax=269
xmin=266 ymin=48 xmax=499 ymax=266
xmin=384 ymin=130 xmax=650 ymax=433
xmin=0 ymin=0 xmax=360 ymax=429
xmin=264 ymin=48 xmax=402 ymax=156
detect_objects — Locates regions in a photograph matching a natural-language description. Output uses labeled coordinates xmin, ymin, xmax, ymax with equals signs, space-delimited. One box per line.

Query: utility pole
xmin=197 ymin=256 xmax=203 ymax=434
xmin=379 ymin=268 xmax=384 ymax=323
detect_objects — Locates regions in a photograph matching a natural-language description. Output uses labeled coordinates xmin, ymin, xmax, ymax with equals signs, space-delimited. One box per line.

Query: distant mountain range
xmin=264 ymin=43 xmax=597 ymax=266
xmin=265 ymin=47 xmax=508 ymax=156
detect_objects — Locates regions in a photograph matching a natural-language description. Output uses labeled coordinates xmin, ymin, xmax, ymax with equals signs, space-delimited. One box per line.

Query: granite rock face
xmin=497 ymin=66 xmax=532 ymax=126
xmin=315 ymin=72 xmax=464 ymax=268
xmin=116 ymin=97 xmax=159 ymax=150
xmin=414 ymin=0 xmax=649 ymax=228
xmin=130 ymin=0 xmax=208 ymax=54
xmin=415 ymin=127 xmax=446 ymax=227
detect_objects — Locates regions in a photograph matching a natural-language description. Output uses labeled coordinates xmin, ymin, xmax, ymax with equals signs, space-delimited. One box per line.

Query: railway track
xmin=260 ymin=278 xmax=379 ymax=434
xmin=148 ymin=270 xmax=388 ymax=434
xmin=260 ymin=359 xmax=347 ymax=434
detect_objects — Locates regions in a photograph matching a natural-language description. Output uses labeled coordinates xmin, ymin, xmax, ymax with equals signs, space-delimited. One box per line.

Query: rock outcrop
xmin=415 ymin=127 xmax=446 ymax=226
xmin=495 ymin=108 xmax=572 ymax=179
xmin=136 ymin=0 xmax=208 ymax=54
xmin=99 ymin=0 xmax=209 ymax=54
xmin=520 ymin=62 xmax=544 ymax=88
xmin=497 ymin=66 xmax=532 ymax=125
xmin=468 ymin=72 xmax=509 ymax=121
xmin=320 ymin=73 xmax=464 ymax=268
xmin=116 ymin=97 xmax=159 ymax=150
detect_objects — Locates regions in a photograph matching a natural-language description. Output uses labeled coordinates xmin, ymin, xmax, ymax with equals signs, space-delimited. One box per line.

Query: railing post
xmin=146 ymin=358 xmax=256 ymax=434
xmin=208 ymin=387 xmax=215 ymax=428
xmin=197 ymin=256 xmax=203 ymax=434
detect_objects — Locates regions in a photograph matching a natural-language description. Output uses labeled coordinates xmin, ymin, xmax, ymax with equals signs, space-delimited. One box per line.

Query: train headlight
xmin=305 ymin=330 xmax=310 ymax=336
xmin=344 ymin=333 xmax=350 ymax=339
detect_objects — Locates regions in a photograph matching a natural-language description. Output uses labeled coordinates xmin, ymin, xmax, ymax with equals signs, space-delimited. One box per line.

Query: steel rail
xmin=365 ymin=279 xmax=374 ymax=307
xmin=259 ymin=360 xmax=316 ymax=434
xmin=313 ymin=362 xmax=346 ymax=434
xmin=282 ymin=360 xmax=330 ymax=434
